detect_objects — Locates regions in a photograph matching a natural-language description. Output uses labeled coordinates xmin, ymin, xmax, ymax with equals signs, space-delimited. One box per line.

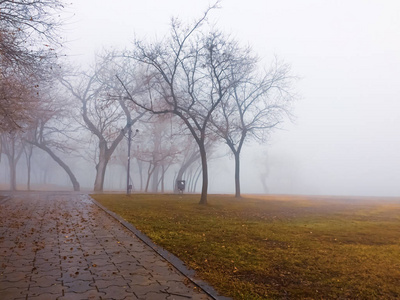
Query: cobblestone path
xmin=0 ymin=192 xmax=213 ymax=300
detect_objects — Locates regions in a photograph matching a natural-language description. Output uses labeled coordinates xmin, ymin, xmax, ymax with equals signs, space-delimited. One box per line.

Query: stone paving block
xmin=30 ymin=274 xmax=60 ymax=287
xmin=34 ymin=261 xmax=62 ymax=272
xmin=26 ymin=292 xmax=63 ymax=300
xmin=80 ymin=247 xmax=106 ymax=256
xmin=105 ymin=247 xmax=129 ymax=254
xmin=148 ymin=263 xmax=181 ymax=277
xmin=0 ymin=240 xmax=18 ymax=248
xmin=121 ymin=295 xmax=139 ymax=300
xmin=113 ymin=259 xmax=141 ymax=268
xmin=91 ymin=234 xmax=114 ymax=239
xmin=190 ymin=294 xmax=214 ymax=300
xmin=60 ymin=259 xmax=89 ymax=270
xmin=38 ymin=246 xmax=60 ymax=254
xmin=127 ymin=282 xmax=169 ymax=298
xmin=13 ymin=249 xmax=37 ymax=258
xmin=0 ymin=247 xmax=11 ymax=256
xmin=6 ymin=257 xmax=34 ymax=268
xmin=167 ymin=294 xmax=197 ymax=300
xmin=35 ymin=256 xmax=60 ymax=266
xmin=28 ymin=283 xmax=64 ymax=297
xmin=36 ymin=246 xmax=59 ymax=254
xmin=89 ymin=263 xmax=118 ymax=276
xmin=58 ymin=290 xmax=106 ymax=300
xmin=139 ymin=291 xmax=170 ymax=300
xmin=0 ymin=286 xmax=25 ymax=299
xmin=109 ymin=253 xmax=138 ymax=265
xmin=116 ymin=265 xmax=149 ymax=279
xmin=75 ymin=234 xmax=95 ymax=240
xmin=59 ymin=270 xmax=94 ymax=284
xmin=126 ymin=273 xmax=155 ymax=286
xmin=153 ymin=273 xmax=191 ymax=285
xmin=63 ymin=279 xmax=94 ymax=293
xmin=99 ymin=284 xmax=137 ymax=300
xmin=125 ymin=244 xmax=149 ymax=253
xmin=92 ymin=276 xmax=129 ymax=289
xmin=2 ymin=265 xmax=33 ymax=274
xmin=61 ymin=265 xmax=88 ymax=274
xmin=165 ymin=282 xmax=203 ymax=298
xmin=91 ymin=268 xmax=125 ymax=280
xmin=1 ymin=271 xmax=29 ymax=282
xmin=114 ymin=260 xmax=141 ymax=269
xmin=32 ymin=267 xmax=61 ymax=277
xmin=59 ymin=248 xmax=84 ymax=257
xmin=135 ymin=253 xmax=160 ymax=264
xmin=0 ymin=279 xmax=30 ymax=290
xmin=84 ymin=251 xmax=109 ymax=259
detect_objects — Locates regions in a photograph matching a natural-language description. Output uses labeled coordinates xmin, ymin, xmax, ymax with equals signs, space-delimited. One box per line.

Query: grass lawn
xmin=92 ymin=193 xmax=400 ymax=299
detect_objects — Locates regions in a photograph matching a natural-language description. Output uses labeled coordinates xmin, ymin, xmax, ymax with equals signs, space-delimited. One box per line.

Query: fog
xmin=2 ymin=0 xmax=399 ymax=197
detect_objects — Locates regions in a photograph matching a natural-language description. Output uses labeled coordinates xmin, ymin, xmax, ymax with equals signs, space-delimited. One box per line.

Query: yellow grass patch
xmin=92 ymin=193 xmax=400 ymax=299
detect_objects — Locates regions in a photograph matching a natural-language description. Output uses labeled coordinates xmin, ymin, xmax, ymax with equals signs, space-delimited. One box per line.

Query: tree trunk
xmin=161 ymin=165 xmax=165 ymax=193
xmin=94 ymin=158 xmax=108 ymax=192
xmin=260 ymin=174 xmax=269 ymax=194
xmin=234 ymin=151 xmax=241 ymax=198
xmin=137 ymin=159 xmax=143 ymax=191
xmin=186 ymin=170 xmax=193 ymax=193
xmin=24 ymin=145 xmax=33 ymax=191
xmin=192 ymin=165 xmax=202 ymax=193
xmin=94 ymin=141 xmax=110 ymax=192
xmin=4 ymin=140 xmax=19 ymax=191
xmin=174 ymin=153 xmax=199 ymax=193
xmin=157 ymin=165 xmax=168 ymax=193
xmin=198 ymin=143 xmax=208 ymax=205
xmin=144 ymin=162 xmax=155 ymax=193
xmin=27 ymin=159 xmax=31 ymax=191
xmin=34 ymin=143 xmax=80 ymax=191
xmin=151 ymin=164 xmax=160 ymax=192
xmin=42 ymin=168 xmax=48 ymax=184
xmin=226 ymin=138 xmax=245 ymax=199
xmin=8 ymin=157 xmax=17 ymax=191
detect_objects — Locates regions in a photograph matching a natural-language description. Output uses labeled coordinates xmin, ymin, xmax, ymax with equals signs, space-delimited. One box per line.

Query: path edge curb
xmin=89 ymin=196 xmax=231 ymax=300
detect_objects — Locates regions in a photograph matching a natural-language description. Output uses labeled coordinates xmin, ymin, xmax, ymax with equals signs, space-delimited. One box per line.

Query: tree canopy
xmin=0 ymin=0 xmax=64 ymax=132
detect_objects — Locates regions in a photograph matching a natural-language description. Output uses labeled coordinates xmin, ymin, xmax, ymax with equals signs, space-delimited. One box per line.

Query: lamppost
xmin=126 ymin=126 xmax=139 ymax=195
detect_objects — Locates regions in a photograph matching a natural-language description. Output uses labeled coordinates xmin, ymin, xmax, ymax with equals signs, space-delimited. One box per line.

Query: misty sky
xmin=63 ymin=0 xmax=400 ymax=197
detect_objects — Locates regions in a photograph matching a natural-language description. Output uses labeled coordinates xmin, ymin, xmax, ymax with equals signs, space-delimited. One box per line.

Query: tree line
xmin=0 ymin=1 xmax=295 ymax=204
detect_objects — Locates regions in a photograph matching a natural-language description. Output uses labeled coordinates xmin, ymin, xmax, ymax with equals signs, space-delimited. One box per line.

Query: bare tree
xmin=0 ymin=132 xmax=24 ymax=190
xmin=23 ymin=131 xmax=35 ymax=190
xmin=26 ymin=87 xmax=81 ymax=191
xmin=0 ymin=0 xmax=64 ymax=53
xmin=173 ymin=136 xmax=200 ymax=193
xmin=172 ymin=136 xmax=219 ymax=193
xmin=133 ymin=115 xmax=180 ymax=193
xmin=61 ymin=54 xmax=144 ymax=191
xmin=30 ymin=120 xmax=81 ymax=191
xmin=119 ymin=4 xmax=253 ymax=204
xmin=0 ymin=0 xmax=64 ymax=132
xmin=0 ymin=73 xmax=40 ymax=132
xmin=212 ymin=57 xmax=295 ymax=197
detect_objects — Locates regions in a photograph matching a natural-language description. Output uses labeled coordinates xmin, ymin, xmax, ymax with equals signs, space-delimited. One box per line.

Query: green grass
xmin=92 ymin=193 xmax=400 ymax=299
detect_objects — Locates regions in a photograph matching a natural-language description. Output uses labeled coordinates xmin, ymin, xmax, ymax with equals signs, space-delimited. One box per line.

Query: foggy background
xmin=2 ymin=0 xmax=399 ymax=196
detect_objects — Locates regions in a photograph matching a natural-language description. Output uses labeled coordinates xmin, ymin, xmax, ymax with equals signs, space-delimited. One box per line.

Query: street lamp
xmin=126 ymin=127 xmax=139 ymax=195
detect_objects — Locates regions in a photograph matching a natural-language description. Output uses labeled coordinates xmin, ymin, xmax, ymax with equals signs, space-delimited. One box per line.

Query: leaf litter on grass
xmin=92 ymin=193 xmax=400 ymax=299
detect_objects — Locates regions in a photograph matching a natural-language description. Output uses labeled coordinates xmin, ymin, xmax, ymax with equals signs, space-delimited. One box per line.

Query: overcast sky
xmin=63 ymin=0 xmax=400 ymax=197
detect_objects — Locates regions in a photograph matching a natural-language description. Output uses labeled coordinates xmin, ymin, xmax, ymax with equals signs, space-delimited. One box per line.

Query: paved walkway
xmin=0 ymin=192 xmax=214 ymax=300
